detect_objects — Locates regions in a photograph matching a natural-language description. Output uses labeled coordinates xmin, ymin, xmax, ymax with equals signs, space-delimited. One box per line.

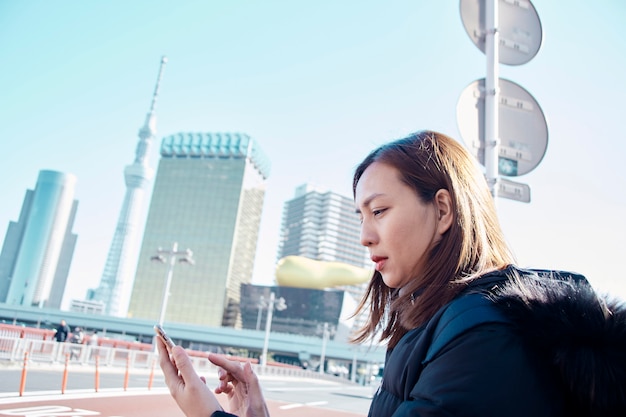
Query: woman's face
xmin=355 ymin=162 xmax=447 ymax=289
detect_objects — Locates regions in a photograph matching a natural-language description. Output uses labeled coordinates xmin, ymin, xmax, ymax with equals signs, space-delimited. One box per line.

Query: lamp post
xmin=255 ymin=295 xmax=265 ymax=331
xmin=151 ymin=242 xmax=194 ymax=327
xmin=260 ymin=291 xmax=286 ymax=367
xmin=318 ymin=321 xmax=336 ymax=374
xmin=351 ymin=346 xmax=358 ymax=382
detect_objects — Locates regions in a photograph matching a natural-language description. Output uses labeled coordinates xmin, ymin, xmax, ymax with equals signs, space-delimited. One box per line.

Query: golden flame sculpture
xmin=275 ymin=256 xmax=373 ymax=289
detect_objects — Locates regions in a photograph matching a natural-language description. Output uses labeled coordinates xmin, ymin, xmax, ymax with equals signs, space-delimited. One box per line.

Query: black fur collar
xmin=489 ymin=269 xmax=626 ymax=416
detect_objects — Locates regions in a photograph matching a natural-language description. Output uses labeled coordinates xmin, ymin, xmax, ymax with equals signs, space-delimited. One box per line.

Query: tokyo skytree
xmin=92 ymin=56 xmax=167 ymax=317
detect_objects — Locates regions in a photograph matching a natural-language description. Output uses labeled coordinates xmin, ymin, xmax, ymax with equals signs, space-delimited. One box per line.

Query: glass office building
xmin=127 ymin=132 xmax=270 ymax=327
xmin=0 ymin=170 xmax=78 ymax=308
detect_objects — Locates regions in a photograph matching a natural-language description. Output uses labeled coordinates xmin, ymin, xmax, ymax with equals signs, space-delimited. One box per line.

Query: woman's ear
xmin=434 ymin=189 xmax=453 ymax=234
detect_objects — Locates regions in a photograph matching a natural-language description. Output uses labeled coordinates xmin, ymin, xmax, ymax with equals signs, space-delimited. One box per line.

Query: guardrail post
xmin=123 ymin=355 xmax=130 ymax=391
xmin=61 ymin=353 xmax=69 ymax=394
xmin=95 ymin=355 xmax=100 ymax=392
xmin=148 ymin=357 xmax=156 ymax=390
xmin=19 ymin=351 xmax=28 ymax=396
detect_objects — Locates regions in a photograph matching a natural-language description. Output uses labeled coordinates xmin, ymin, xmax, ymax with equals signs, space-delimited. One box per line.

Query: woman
xmin=352 ymin=130 xmax=557 ymax=415
xmin=158 ymin=130 xmax=625 ymax=416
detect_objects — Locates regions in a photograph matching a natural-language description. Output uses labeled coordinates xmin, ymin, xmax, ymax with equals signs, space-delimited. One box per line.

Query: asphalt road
xmin=0 ymin=363 xmax=374 ymax=416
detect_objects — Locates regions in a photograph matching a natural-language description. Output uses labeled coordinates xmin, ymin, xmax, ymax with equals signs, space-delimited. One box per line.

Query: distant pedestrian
xmin=54 ymin=320 xmax=70 ymax=342
xmin=69 ymin=327 xmax=84 ymax=360
xmin=88 ymin=330 xmax=100 ymax=358
xmin=69 ymin=327 xmax=84 ymax=344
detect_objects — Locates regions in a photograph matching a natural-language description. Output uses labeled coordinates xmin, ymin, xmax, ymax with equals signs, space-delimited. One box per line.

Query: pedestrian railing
xmin=1 ymin=336 xmax=153 ymax=369
xmin=0 ymin=334 xmax=351 ymax=391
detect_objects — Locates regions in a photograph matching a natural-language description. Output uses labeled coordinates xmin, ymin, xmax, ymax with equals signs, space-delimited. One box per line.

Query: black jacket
xmin=368 ymin=266 xmax=626 ymax=417
xmin=54 ymin=323 xmax=70 ymax=342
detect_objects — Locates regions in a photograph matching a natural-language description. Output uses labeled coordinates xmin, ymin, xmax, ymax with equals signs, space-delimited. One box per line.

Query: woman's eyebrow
xmin=355 ymin=193 xmax=385 ymax=214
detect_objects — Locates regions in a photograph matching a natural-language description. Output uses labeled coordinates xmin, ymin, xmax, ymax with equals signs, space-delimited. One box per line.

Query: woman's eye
xmin=373 ymin=208 xmax=385 ymax=216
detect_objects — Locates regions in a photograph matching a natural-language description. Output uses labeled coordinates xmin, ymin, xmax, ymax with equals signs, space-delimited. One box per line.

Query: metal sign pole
xmin=458 ymin=0 xmax=545 ymax=204
xmin=485 ymin=0 xmax=500 ymax=198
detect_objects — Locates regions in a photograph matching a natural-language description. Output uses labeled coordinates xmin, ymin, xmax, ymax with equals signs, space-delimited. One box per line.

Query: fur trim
xmin=491 ymin=273 xmax=626 ymax=416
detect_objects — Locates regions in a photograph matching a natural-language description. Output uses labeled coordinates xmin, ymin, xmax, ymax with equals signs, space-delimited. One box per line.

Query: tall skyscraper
xmin=90 ymin=56 xmax=168 ymax=317
xmin=278 ymin=184 xmax=369 ymax=269
xmin=127 ymin=132 xmax=270 ymax=328
xmin=0 ymin=170 xmax=78 ymax=308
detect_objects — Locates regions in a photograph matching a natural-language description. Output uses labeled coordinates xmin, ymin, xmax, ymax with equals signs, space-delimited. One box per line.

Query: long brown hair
xmin=351 ymin=131 xmax=515 ymax=348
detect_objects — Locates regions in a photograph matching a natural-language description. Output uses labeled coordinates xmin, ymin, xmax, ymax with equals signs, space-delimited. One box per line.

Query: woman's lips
xmin=371 ymin=256 xmax=387 ymax=272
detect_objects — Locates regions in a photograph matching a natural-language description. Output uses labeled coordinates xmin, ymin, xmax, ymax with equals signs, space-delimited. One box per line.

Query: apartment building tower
xmin=278 ymin=184 xmax=369 ymax=269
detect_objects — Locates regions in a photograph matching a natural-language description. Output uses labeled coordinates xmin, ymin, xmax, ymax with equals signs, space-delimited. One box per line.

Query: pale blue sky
xmin=1 ymin=1 xmax=625 ymax=308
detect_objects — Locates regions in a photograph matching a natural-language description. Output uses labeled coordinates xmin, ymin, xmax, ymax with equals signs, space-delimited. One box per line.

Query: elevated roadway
xmin=0 ymin=304 xmax=385 ymax=367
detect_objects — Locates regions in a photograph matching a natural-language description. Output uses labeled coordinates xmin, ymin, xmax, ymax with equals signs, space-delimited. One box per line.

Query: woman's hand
xmin=157 ymin=337 xmax=224 ymax=417
xmin=208 ymin=353 xmax=270 ymax=417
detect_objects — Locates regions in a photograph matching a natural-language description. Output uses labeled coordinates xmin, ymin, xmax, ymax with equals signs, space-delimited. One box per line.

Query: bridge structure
xmin=0 ymin=303 xmax=385 ymax=373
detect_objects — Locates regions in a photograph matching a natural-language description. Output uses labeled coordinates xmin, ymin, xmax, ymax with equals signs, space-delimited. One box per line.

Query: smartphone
xmin=154 ymin=324 xmax=176 ymax=351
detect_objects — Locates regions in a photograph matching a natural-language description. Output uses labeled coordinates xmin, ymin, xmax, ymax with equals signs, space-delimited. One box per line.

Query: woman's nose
xmin=360 ymin=222 xmax=377 ymax=247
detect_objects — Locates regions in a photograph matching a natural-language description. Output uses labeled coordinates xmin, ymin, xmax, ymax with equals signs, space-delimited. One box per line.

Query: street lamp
xmin=260 ymin=291 xmax=287 ymax=367
xmin=318 ymin=321 xmax=336 ymax=374
xmin=255 ymin=295 xmax=265 ymax=331
xmin=351 ymin=346 xmax=359 ymax=382
xmin=151 ymin=242 xmax=194 ymax=327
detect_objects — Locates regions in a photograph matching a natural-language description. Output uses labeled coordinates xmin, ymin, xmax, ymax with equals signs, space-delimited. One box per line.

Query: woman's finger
xmin=208 ymin=353 xmax=247 ymax=380
xmin=157 ymin=337 xmax=180 ymax=385
xmin=171 ymin=346 xmax=199 ymax=384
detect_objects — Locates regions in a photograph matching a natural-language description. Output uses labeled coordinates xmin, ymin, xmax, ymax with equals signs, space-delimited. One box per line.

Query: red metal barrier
xmin=0 ymin=323 xmax=55 ymax=340
xmin=0 ymin=324 xmax=155 ymax=351
xmin=1 ymin=324 xmax=264 ymax=364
